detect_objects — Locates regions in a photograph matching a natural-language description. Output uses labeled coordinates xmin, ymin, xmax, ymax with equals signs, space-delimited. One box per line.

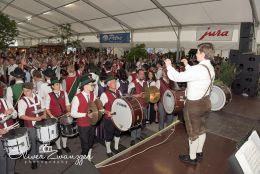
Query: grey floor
xmin=14 ymin=95 xmax=260 ymax=174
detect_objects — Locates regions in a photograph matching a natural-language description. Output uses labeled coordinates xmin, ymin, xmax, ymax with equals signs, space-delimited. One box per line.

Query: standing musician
xmin=18 ymin=82 xmax=47 ymax=169
xmin=6 ymin=67 xmax=25 ymax=108
xmin=0 ymin=97 xmax=17 ymax=174
xmin=155 ymin=68 xmax=175 ymax=130
xmin=62 ymin=65 xmax=80 ymax=103
xmin=45 ymin=77 xmax=71 ymax=156
xmin=100 ymin=76 xmax=121 ymax=157
xmin=165 ymin=43 xmax=215 ymax=165
xmin=71 ymin=76 xmax=96 ymax=161
xmin=128 ymin=69 xmax=148 ymax=146
xmin=117 ymin=69 xmax=129 ymax=96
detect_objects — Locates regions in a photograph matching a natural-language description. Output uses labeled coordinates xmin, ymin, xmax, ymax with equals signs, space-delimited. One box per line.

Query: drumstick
xmin=6 ymin=122 xmax=20 ymax=131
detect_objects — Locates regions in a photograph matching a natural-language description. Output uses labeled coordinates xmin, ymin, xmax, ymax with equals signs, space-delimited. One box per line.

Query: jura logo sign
xmin=196 ymin=26 xmax=233 ymax=41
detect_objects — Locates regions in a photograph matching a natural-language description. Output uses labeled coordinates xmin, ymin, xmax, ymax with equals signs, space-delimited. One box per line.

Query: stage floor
xmin=97 ymin=124 xmax=236 ymax=174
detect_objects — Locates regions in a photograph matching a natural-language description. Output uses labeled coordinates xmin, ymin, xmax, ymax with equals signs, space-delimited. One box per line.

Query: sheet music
xmin=235 ymin=131 xmax=260 ymax=174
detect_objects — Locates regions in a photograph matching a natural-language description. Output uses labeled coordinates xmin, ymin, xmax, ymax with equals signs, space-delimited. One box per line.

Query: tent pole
xmin=176 ymin=27 xmax=181 ymax=62
xmin=130 ymin=30 xmax=134 ymax=48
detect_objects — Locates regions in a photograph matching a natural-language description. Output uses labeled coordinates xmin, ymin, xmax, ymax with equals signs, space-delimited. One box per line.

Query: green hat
xmin=105 ymin=76 xmax=117 ymax=83
xmin=10 ymin=67 xmax=25 ymax=78
xmin=80 ymin=75 xmax=95 ymax=88
xmin=48 ymin=77 xmax=60 ymax=86
xmin=42 ymin=68 xmax=56 ymax=78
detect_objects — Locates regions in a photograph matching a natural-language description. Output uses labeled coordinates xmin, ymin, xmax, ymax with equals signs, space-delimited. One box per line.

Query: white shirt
xmin=71 ymin=91 xmax=96 ymax=118
xmin=167 ymin=60 xmax=215 ymax=100
xmin=147 ymin=80 xmax=156 ymax=87
xmin=128 ymin=79 xmax=145 ymax=94
xmin=6 ymin=80 xmax=24 ymax=106
xmin=18 ymin=93 xmax=45 ymax=126
xmin=45 ymin=90 xmax=70 ymax=110
xmin=38 ymin=80 xmax=52 ymax=104
xmin=52 ymin=66 xmax=61 ymax=80
xmin=155 ymin=67 xmax=163 ymax=80
xmin=0 ymin=98 xmax=18 ymax=128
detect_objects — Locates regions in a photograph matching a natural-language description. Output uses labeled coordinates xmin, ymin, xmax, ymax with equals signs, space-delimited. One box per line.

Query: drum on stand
xmin=35 ymin=118 xmax=59 ymax=143
xmin=111 ymin=96 xmax=143 ymax=131
xmin=1 ymin=127 xmax=31 ymax=156
xmin=210 ymin=85 xmax=232 ymax=111
xmin=59 ymin=115 xmax=78 ymax=137
xmin=163 ymin=89 xmax=185 ymax=114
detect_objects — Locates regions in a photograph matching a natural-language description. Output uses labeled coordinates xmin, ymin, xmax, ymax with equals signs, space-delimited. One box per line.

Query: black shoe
xmin=57 ymin=149 xmax=62 ymax=156
xmin=130 ymin=140 xmax=135 ymax=146
xmin=111 ymin=147 xmax=120 ymax=154
xmin=137 ymin=136 xmax=146 ymax=141
xmin=63 ymin=147 xmax=71 ymax=153
xmin=196 ymin=152 xmax=203 ymax=161
xmin=107 ymin=152 xmax=113 ymax=158
xmin=179 ymin=154 xmax=197 ymax=165
xmin=31 ymin=162 xmax=37 ymax=170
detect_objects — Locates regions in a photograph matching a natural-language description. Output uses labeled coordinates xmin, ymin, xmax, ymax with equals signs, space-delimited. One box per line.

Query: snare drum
xmin=111 ymin=97 xmax=143 ymax=131
xmin=163 ymin=89 xmax=185 ymax=114
xmin=34 ymin=118 xmax=59 ymax=143
xmin=59 ymin=115 xmax=78 ymax=137
xmin=210 ymin=85 xmax=232 ymax=111
xmin=1 ymin=127 xmax=31 ymax=156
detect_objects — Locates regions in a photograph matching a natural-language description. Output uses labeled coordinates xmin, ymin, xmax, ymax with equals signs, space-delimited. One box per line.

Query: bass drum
xmin=163 ymin=89 xmax=185 ymax=114
xmin=111 ymin=97 xmax=143 ymax=131
xmin=210 ymin=85 xmax=232 ymax=111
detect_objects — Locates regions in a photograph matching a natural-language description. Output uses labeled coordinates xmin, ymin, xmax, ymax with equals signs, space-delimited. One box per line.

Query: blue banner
xmin=100 ymin=33 xmax=130 ymax=43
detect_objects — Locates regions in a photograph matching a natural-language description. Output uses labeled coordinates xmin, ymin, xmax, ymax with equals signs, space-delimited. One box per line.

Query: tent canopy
xmin=0 ymin=0 xmax=258 ymax=40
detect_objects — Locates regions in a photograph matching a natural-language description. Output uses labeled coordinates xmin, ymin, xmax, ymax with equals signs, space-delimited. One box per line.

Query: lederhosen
xmin=103 ymin=90 xmax=121 ymax=141
xmin=183 ymin=65 xmax=213 ymax=141
xmin=76 ymin=92 xmax=95 ymax=155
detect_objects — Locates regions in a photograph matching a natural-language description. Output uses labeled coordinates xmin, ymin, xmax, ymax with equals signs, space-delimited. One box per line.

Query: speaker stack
xmin=229 ymin=23 xmax=259 ymax=97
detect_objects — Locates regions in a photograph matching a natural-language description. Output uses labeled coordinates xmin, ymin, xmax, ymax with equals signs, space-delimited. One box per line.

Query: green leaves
xmin=126 ymin=44 xmax=147 ymax=62
xmin=0 ymin=12 xmax=18 ymax=49
xmin=217 ymin=61 xmax=240 ymax=87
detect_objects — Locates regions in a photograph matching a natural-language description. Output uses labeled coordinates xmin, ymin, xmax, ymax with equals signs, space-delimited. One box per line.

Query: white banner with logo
xmin=196 ymin=25 xmax=234 ymax=41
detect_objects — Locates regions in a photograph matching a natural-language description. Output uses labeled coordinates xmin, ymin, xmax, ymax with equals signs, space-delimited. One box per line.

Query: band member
xmin=7 ymin=57 xmax=18 ymax=85
xmin=6 ymin=67 xmax=25 ymax=108
xmin=62 ymin=65 xmax=80 ymax=103
xmin=32 ymin=70 xmax=44 ymax=94
xmin=128 ymin=69 xmax=148 ymax=146
xmin=51 ymin=59 xmax=61 ymax=80
xmin=18 ymin=82 xmax=47 ymax=169
xmin=0 ymin=98 xmax=17 ymax=174
xmin=100 ymin=76 xmax=121 ymax=157
xmin=71 ymin=76 xmax=96 ymax=160
xmin=117 ymin=69 xmax=129 ymax=96
xmin=165 ymin=43 xmax=215 ymax=165
xmin=155 ymin=68 xmax=175 ymax=130
xmin=45 ymin=77 xmax=71 ymax=156
xmin=39 ymin=68 xmax=56 ymax=104
xmin=97 ymin=70 xmax=107 ymax=97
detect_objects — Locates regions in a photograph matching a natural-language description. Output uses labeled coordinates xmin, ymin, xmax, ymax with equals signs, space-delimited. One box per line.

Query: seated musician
xmin=155 ymin=68 xmax=176 ymax=130
xmin=18 ymin=82 xmax=46 ymax=170
xmin=71 ymin=75 xmax=96 ymax=161
xmin=100 ymin=76 xmax=121 ymax=158
xmin=128 ymin=69 xmax=148 ymax=146
xmin=0 ymin=97 xmax=17 ymax=174
xmin=45 ymin=77 xmax=71 ymax=156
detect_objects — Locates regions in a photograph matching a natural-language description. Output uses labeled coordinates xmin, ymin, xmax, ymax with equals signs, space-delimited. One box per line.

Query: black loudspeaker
xmin=229 ymin=49 xmax=240 ymax=64
xmin=239 ymin=37 xmax=253 ymax=53
xmin=238 ymin=54 xmax=260 ymax=75
xmin=240 ymin=22 xmax=254 ymax=38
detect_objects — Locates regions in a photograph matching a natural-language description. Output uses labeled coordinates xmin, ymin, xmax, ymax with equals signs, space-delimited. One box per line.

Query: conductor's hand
xmin=164 ymin=59 xmax=172 ymax=67
xmin=181 ymin=59 xmax=188 ymax=66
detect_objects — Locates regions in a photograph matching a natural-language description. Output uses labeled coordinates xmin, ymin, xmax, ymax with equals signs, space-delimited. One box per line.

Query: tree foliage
xmin=126 ymin=44 xmax=147 ymax=62
xmin=0 ymin=12 xmax=18 ymax=49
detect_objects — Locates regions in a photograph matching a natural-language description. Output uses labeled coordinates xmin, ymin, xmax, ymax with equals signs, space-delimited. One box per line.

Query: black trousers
xmin=0 ymin=141 xmax=15 ymax=174
xmin=103 ymin=118 xmax=120 ymax=142
xmin=78 ymin=126 xmax=95 ymax=155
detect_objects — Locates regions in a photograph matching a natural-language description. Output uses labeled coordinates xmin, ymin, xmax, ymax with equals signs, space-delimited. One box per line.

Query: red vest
xmin=159 ymin=79 xmax=171 ymax=103
xmin=104 ymin=90 xmax=120 ymax=119
xmin=131 ymin=73 xmax=137 ymax=82
xmin=133 ymin=79 xmax=148 ymax=107
xmin=65 ymin=76 xmax=77 ymax=94
xmin=76 ymin=92 xmax=94 ymax=127
xmin=22 ymin=95 xmax=42 ymax=128
xmin=0 ymin=99 xmax=14 ymax=129
xmin=48 ymin=91 xmax=67 ymax=118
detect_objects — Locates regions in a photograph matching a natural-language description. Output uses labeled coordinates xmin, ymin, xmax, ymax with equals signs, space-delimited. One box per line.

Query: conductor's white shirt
xmin=166 ymin=60 xmax=215 ymax=100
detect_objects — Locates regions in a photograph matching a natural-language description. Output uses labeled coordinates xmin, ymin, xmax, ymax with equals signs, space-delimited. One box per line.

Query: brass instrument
xmin=144 ymin=86 xmax=160 ymax=103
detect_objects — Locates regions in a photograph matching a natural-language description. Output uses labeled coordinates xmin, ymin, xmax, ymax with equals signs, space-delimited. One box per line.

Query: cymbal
xmin=88 ymin=99 xmax=104 ymax=125
xmin=144 ymin=86 xmax=160 ymax=103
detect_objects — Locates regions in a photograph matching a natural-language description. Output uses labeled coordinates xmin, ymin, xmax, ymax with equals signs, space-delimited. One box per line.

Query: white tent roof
xmin=0 ymin=0 xmax=259 ymax=39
